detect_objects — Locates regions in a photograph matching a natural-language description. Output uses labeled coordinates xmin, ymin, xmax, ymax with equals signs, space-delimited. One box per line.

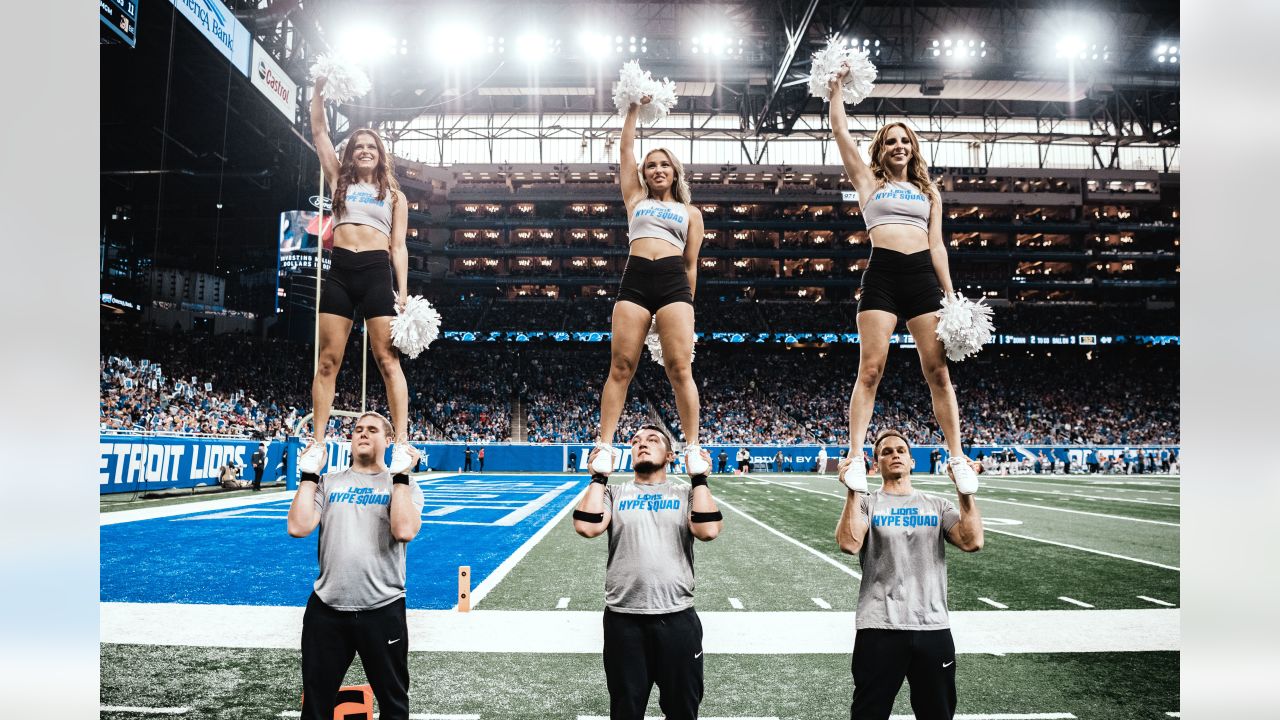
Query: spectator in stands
xmin=592 ymin=94 xmax=709 ymax=480
xmin=302 ymin=75 xmax=415 ymax=479
xmin=828 ymin=66 xmax=979 ymax=498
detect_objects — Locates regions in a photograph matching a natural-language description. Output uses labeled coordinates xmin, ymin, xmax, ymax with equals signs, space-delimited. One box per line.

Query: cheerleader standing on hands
xmin=298 ymin=76 xmax=415 ymax=476
xmin=592 ymin=95 xmax=710 ymax=478
xmin=827 ymin=65 xmax=979 ymax=494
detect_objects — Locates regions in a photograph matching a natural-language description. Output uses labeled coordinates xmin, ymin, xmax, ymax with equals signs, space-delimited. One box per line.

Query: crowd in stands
xmin=102 ymin=319 xmax=1178 ymax=448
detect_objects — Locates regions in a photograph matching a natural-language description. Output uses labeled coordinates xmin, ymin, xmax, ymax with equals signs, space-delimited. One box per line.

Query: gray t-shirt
xmin=312 ymin=467 xmax=425 ymax=611
xmin=855 ymin=490 xmax=961 ymax=630
xmin=603 ymin=480 xmax=695 ymax=614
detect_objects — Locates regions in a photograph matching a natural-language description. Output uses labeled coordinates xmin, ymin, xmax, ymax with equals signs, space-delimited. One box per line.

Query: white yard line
xmin=100 ymin=707 xmax=191 ymax=715
xmin=102 ymin=603 xmax=1180 ymax=654
xmin=811 ymin=597 xmax=832 ymax=609
xmin=101 ymin=472 xmax=453 ymax=525
xmin=494 ymin=481 xmax=577 ymax=526
xmin=984 ymin=528 xmax=1179 ymax=571
xmin=729 ymin=597 xmax=745 ymax=609
xmin=892 ymin=715 xmax=1077 ymax=720
xmin=467 ymin=485 xmax=588 ymax=608
xmin=1058 ymin=596 xmax=1095 ymax=608
xmin=556 ymin=597 xmax=571 ymax=609
xmin=1138 ymin=595 xmax=1176 ymax=607
xmin=714 ymin=496 xmax=862 ymax=580
xmin=280 ymin=707 xmax=481 ymax=712
xmin=918 ymin=491 xmax=1178 ymax=527
xmin=978 ymin=597 xmax=1009 ymax=609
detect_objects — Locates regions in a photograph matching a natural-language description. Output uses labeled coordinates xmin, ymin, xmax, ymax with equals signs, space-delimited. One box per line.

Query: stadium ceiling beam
xmin=754 ymin=0 xmax=822 ymax=133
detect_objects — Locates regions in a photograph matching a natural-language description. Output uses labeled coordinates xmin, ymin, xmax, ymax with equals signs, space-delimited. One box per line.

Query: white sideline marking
xmin=750 ymin=473 xmax=1178 ymax=526
xmin=556 ymin=597 xmax=571 ymax=609
xmin=891 ymin=714 xmax=1076 ymax=719
xmin=1138 ymin=595 xmax=1176 ymax=607
xmin=922 ymin=492 xmax=1178 ymax=527
xmin=280 ymin=707 xmax=481 ymax=712
xmin=979 ymin=481 xmax=1179 ymax=507
xmin=467 ymin=485 xmax=588 ymax=608
xmin=495 ymin=481 xmax=576 ymax=526
xmin=984 ymin=528 xmax=1179 ymax=571
xmin=100 ymin=707 xmax=190 ymax=715
xmin=583 ymin=712 xmax=778 ymax=717
xmin=978 ymin=597 xmax=1008 ymax=609
xmin=100 ymin=472 xmax=452 ymax=525
xmin=102 ymin=603 xmax=1180 ymax=654
xmin=1058 ymin=596 xmax=1095 ymax=608
xmin=1165 ymin=713 xmax=1181 ymax=718
xmin=729 ymin=597 xmax=744 ymax=609
xmin=715 ymin=496 xmax=862 ymax=580
xmin=426 ymin=506 xmax=465 ymax=517
xmin=740 ymin=476 xmax=1178 ymax=570
xmin=811 ymin=597 xmax=831 ymax=609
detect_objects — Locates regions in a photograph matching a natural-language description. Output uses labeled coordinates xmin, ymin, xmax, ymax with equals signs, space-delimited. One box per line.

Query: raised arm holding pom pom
xmin=827 ymin=67 xmax=982 ymax=495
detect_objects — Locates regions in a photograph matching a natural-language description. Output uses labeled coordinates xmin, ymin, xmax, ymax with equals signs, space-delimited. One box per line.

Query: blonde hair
xmin=867 ymin=122 xmax=939 ymax=205
xmin=638 ymin=148 xmax=692 ymax=204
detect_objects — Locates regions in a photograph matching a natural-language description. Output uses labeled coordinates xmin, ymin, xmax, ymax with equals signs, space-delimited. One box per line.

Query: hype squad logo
xmin=328 ymin=486 xmax=390 ymax=507
xmin=872 ymin=507 xmax=939 ymax=528
xmin=618 ymin=493 xmax=682 ymax=512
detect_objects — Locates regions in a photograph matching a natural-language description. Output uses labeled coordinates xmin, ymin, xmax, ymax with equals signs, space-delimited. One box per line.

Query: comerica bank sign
xmin=168 ymin=0 xmax=251 ymax=76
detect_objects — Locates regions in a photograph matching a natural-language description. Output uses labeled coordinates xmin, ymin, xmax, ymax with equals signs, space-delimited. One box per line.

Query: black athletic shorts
xmin=617 ymin=255 xmax=693 ymax=314
xmin=318 ymin=247 xmax=397 ymax=320
xmin=857 ymin=247 xmax=944 ymax=321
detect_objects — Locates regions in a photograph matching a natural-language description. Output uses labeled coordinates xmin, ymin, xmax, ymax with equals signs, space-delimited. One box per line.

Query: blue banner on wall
xmin=100 ymin=436 xmax=1179 ymax=494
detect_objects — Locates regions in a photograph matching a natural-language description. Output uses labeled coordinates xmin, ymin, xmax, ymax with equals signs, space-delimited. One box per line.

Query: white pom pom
xmin=934 ymin=292 xmax=996 ymax=362
xmin=612 ymin=61 xmax=678 ymax=123
xmin=309 ymin=54 xmax=372 ymax=104
xmin=807 ymin=40 xmax=877 ymax=104
xmin=645 ymin=316 xmax=696 ymax=366
xmin=390 ymin=295 xmax=442 ymax=360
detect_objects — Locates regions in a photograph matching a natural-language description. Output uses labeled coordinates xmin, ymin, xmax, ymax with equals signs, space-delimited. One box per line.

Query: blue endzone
xmin=100 ymin=473 xmax=589 ymax=609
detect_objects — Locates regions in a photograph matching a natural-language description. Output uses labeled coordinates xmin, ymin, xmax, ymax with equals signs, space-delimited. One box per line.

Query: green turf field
xmin=100 ymin=472 xmax=1181 ymax=718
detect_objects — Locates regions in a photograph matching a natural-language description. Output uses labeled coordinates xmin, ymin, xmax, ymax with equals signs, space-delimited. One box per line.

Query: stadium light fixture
xmin=515 ymin=32 xmax=557 ymax=62
xmin=1155 ymin=41 xmax=1179 ymax=64
xmin=336 ymin=24 xmax=398 ymax=59
xmin=431 ymin=23 xmax=485 ymax=64
xmin=1055 ymin=36 xmax=1087 ymax=59
xmin=578 ymin=31 xmax=611 ymax=60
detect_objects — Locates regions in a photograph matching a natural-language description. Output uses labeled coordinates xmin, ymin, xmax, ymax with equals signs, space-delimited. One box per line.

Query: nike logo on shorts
xmin=942 ymin=660 xmax=954 ymax=667
xmin=388 ymin=638 xmax=401 ymax=645
xmin=694 ymin=651 xmax=703 ymax=658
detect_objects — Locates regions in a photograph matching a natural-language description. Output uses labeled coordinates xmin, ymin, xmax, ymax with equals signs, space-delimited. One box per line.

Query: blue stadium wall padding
xmin=101 ymin=435 xmax=1179 ymax=494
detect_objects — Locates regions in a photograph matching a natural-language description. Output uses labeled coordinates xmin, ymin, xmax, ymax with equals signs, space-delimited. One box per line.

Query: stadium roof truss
xmin=236 ymin=0 xmax=1178 ymax=171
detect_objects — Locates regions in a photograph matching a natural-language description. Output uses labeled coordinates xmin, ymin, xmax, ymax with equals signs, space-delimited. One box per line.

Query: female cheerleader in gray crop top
xmin=302 ymin=75 xmax=416 ymax=480
xmin=589 ymin=94 xmax=711 ymax=481
xmin=826 ymin=65 xmax=981 ymax=497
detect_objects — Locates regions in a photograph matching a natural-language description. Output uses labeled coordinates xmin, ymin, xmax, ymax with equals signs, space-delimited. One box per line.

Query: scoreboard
xmin=100 ymin=0 xmax=139 ymax=47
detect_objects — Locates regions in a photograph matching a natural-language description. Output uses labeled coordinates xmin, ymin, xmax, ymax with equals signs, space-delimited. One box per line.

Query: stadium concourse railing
xmin=98 ymin=431 xmax=1180 ymax=494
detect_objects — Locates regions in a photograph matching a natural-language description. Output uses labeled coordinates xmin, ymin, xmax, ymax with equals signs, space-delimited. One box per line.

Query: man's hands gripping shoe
xmin=837 ymin=452 xmax=868 ymax=493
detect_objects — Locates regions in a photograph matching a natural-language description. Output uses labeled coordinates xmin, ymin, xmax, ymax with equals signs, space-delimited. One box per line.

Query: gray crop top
xmin=335 ymin=182 xmax=394 ymax=237
xmin=628 ymin=198 xmax=689 ymax=250
xmin=861 ymin=180 xmax=931 ymax=232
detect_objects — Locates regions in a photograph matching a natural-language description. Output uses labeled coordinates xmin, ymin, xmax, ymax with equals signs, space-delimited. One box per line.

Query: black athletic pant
xmin=301 ymin=593 xmax=410 ymax=720
xmin=603 ymin=606 xmax=704 ymax=720
xmin=850 ymin=628 xmax=957 ymax=720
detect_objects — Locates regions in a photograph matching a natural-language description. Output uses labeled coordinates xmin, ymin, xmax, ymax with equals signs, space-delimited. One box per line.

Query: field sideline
xmin=101 ymin=471 xmax=1180 ymax=719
